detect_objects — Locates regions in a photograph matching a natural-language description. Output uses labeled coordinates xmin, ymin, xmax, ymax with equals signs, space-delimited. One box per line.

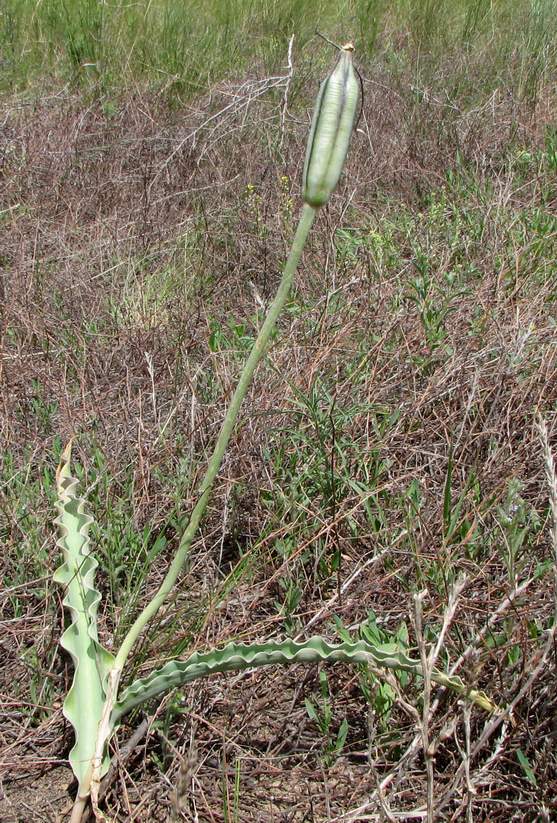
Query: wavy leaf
xmin=53 ymin=443 xmax=115 ymax=796
xmin=112 ymin=636 xmax=497 ymax=723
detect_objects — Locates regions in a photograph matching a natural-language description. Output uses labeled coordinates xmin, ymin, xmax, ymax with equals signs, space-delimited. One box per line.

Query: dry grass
xmin=1 ymin=51 xmax=556 ymax=821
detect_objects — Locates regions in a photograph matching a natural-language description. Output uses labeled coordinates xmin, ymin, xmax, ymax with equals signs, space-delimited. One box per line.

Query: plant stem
xmin=115 ymin=203 xmax=317 ymax=671
xmin=70 ymin=796 xmax=88 ymax=823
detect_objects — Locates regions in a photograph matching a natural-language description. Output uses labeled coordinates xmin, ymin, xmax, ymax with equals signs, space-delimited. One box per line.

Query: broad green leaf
xmin=53 ymin=443 xmax=115 ymax=796
xmin=112 ymin=636 xmax=498 ymax=723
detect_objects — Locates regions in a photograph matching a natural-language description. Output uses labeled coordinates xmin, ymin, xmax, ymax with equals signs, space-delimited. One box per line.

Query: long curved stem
xmin=115 ymin=203 xmax=317 ymax=672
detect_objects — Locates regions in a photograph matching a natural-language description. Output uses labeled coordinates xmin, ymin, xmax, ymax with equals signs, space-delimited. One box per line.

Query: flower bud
xmin=303 ymin=43 xmax=360 ymax=209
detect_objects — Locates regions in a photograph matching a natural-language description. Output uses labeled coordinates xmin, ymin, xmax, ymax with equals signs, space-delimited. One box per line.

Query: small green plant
xmin=305 ymin=670 xmax=349 ymax=766
xmin=405 ymin=264 xmax=453 ymax=360
xmin=336 ymin=612 xmax=410 ymax=731
xmin=275 ymin=575 xmax=303 ymax=636
xmin=53 ymin=45 xmax=495 ymax=823
xmin=150 ymin=690 xmax=189 ymax=771
xmin=496 ymin=479 xmax=541 ymax=587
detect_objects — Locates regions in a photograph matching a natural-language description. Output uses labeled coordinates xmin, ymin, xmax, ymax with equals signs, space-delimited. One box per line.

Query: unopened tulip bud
xmin=303 ymin=43 xmax=360 ymax=208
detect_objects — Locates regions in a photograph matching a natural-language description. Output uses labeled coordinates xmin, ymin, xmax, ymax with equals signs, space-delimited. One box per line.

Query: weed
xmin=495 ymin=479 xmax=542 ymax=587
xmin=336 ymin=612 xmax=410 ymax=733
xmin=304 ymin=670 xmax=349 ymax=767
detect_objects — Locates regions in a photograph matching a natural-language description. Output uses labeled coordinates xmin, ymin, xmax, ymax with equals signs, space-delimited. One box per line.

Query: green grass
xmin=1 ymin=0 xmax=556 ymax=104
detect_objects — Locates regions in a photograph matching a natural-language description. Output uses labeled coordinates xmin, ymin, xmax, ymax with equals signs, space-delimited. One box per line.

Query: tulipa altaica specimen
xmin=54 ymin=44 xmax=496 ymax=823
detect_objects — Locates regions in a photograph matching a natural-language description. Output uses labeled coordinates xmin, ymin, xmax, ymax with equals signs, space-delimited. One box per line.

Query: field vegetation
xmin=1 ymin=0 xmax=556 ymax=819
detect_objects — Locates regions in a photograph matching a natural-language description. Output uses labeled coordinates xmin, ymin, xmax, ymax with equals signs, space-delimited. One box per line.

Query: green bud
xmin=303 ymin=43 xmax=360 ymax=209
